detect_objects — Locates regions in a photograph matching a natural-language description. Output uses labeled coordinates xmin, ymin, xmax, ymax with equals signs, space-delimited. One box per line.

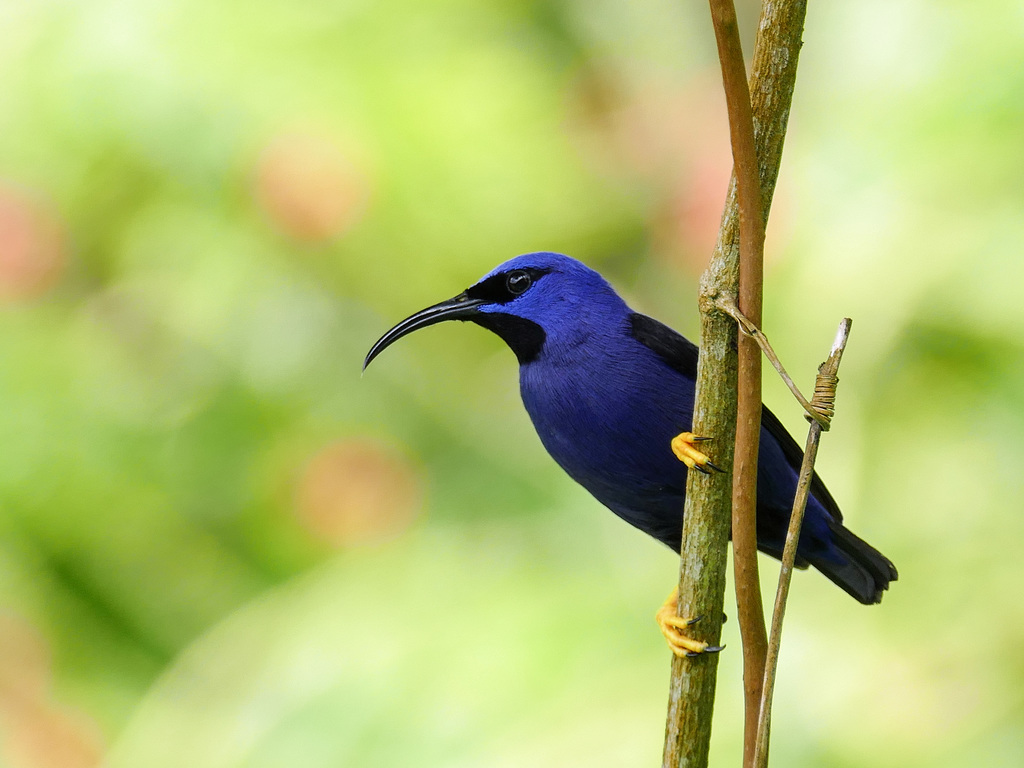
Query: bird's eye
xmin=506 ymin=270 xmax=532 ymax=296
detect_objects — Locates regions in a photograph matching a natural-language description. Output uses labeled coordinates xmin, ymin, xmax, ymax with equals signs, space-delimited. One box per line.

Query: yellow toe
xmin=655 ymin=588 xmax=724 ymax=658
xmin=671 ymin=432 xmax=724 ymax=475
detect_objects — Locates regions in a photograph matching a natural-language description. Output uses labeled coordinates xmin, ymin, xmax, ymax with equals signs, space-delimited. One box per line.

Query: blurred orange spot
xmin=655 ymin=133 xmax=733 ymax=270
xmin=626 ymin=74 xmax=733 ymax=274
xmin=254 ymin=130 xmax=368 ymax=243
xmin=0 ymin=613 xmax=50 ymax=703
xmin=0 ymin=185 xmax=66 ymax=301
xmin=295 ymin=439 xmax=423 ymax=547
xmin=0 ymin=613 xmax=103 ymax=768
xmin=568 ymin=68 xmax=787 ymax=274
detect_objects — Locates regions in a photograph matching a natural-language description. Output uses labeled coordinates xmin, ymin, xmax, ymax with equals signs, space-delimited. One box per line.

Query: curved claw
xmin=671 ymin=432 xmax=725 ymax=475
xmin=685 ymin=645 xmax=724 ymax=658
xmin=656 ymin=590 xmax=726 ymax=659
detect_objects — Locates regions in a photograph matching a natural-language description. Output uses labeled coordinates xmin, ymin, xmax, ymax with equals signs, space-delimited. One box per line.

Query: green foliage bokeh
xmin=0 ymin=1 xmax=1022 ymax=766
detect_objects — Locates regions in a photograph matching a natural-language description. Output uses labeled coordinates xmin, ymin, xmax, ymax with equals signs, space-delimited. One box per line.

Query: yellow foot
xmin=656 ymin=588 xmax=724 ymax=658
xmin=671 ymin=432 xmax=724 ymax=475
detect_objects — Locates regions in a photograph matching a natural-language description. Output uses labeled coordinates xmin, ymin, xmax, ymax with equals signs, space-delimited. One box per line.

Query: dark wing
xmin=628 ymin=313 xmax=698 ymax=379
xmin=630 ymin=311 xmax=842 ymax=523
xmin=759 ymin=405 xmax=843 ymax=523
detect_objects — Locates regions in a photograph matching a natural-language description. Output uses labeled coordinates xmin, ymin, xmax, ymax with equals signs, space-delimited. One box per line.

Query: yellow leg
xmin=656 ymin=587 xmax=724 ymax=658
xmin=671 ymin=432 xmax=724 ymax=475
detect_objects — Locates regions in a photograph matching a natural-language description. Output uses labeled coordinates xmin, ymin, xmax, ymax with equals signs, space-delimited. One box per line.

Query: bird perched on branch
xmin=364 ymin=253 xmax=897 ymax=656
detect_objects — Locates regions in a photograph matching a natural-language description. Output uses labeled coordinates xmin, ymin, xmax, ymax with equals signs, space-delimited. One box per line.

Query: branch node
xmin=808 ymin=368 xmax=838 ymax=427
xmin=805 ymin=317 xmax=852 ymax=430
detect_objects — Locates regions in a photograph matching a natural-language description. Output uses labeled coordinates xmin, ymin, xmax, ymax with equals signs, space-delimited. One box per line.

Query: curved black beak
xmin=363 ymin=292 xmax=486 ymax=370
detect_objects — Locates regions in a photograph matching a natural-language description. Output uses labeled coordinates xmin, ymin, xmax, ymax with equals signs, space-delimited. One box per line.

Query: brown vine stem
xmin=705 ymin=1 xmax=769 ymax=764
xmin=753 ymin=318 xmax=852 ymax=768
xmin=662 ymin=2 xmax=808 ymax=767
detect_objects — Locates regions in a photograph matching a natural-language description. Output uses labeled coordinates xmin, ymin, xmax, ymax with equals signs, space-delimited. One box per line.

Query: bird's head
xmin=364 ymin=252 xmax=629 ymax=369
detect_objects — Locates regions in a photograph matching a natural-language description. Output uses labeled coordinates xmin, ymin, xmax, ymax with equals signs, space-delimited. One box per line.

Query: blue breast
xmin=518 ymin=314 xmax=837 ymax=560
xmin=519 ymin=316 xmax=697 ymax=547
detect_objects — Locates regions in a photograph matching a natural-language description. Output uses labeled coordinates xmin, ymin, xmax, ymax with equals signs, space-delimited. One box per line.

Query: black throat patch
xmin=470 ymin=313 xmax=546 ymax=364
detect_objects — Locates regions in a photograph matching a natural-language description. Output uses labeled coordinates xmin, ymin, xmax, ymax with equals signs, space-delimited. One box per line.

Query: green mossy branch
xmin=662 ymin=2 xmax=808 ymax=767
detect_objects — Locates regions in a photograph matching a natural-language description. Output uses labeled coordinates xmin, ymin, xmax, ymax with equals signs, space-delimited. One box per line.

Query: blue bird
xmin=364 ymin=253 xmax=897 ymax=655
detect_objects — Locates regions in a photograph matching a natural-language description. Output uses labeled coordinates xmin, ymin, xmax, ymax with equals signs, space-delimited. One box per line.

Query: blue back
xmin=475 ymin=252 xmax=836 ymax=557
xmin=367 ymin=250 xmax=896 ymax=602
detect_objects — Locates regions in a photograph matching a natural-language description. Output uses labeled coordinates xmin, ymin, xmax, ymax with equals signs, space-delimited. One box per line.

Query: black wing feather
xmin=630 ymin=312 xmax=842 ymax=523
xmin=759 ymin=405 xmax=843 ymax=523
xmin=628 ymin=313 xmax=698 ymax=378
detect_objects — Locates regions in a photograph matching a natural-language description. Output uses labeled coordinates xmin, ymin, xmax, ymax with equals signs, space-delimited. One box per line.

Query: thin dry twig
xmin=716 ymin=297 xmax=833 ymax=430
xmin=753 ymin=319 xmax=852 ymax=768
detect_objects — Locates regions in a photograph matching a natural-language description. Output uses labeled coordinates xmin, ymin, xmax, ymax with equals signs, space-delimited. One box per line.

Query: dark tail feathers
xmin=811 ymin=521 xmax=899 ymax=605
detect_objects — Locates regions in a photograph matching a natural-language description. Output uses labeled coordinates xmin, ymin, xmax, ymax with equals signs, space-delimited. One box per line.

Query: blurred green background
xmin=1 ymin=0 xmax=1022 ymax=766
